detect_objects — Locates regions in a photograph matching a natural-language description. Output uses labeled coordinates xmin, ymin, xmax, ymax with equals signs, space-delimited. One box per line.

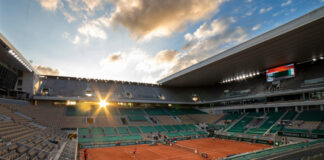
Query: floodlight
xmin=99 ymin=100 xmax=109 ymax=108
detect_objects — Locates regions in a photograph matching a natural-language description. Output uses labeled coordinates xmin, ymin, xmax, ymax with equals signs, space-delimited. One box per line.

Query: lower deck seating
xmin=128 ymin=126 xmax=140 ymax=134
xmin=270 ymin=126 xmax=283 ymax=133
xmin=104 ymin=127 xmax=116 ymax=135
xmin=139 ymin=126 xmax=156 ymax=133
xmin=117 ymin=127 xmax=129 ymax=134
xmin=296 ymin=111 xmax=324 ymax=121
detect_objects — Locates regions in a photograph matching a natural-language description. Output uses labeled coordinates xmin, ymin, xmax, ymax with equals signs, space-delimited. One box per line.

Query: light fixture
xmin=99 ymin=100 xmax=109 ymax=108
xmin=312 ymin=58 xmax=317 ymax=62
xmin=192 ymin=96 xmax=199 ymax=102
xmin=320 ymin=57 xmax=323 ymax=60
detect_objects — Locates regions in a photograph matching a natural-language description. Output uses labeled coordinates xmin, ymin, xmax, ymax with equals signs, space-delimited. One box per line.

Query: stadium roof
xmin=0 ymin=33 xmax=38 ymax=74
xmin=158 ymin=7 xmax=324 ymax=87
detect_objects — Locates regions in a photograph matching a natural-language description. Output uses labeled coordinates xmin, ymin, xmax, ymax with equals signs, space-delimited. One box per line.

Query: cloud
xmin=39 ymin=0 xmax=62 ymax=11
xmin=247 ymin=0 xmax=252 ymax=2
xmin=77 ymin=19 xmax=107 ymax=39
xmin=82 ymin=0 xmax=104 ymax=11
xmin=107 ymin=0 xmax=227 ymax=41
xmin=62 ymin=32 xmax=81 ymax=44
xmin=252 ymin=24 xmax=261 ymax=31
xmin=61 ymin=10 xmax=76 ymax=23
xmin=259 ymin=7 xmax=272 ymax=14
xmin=108 ymin=52 xmax=123 ymax=62
xmin=155 ymin=50 xmax=179 ymax=65
xmin=228 ymin=17 xmax=236 ymax=23
xmin=166 ymin=19 xmax=248 ymax=76
xmin=184 ymin=19 xmax=228 ymax=41
xmin=34 ymin=65 xmax=60 ymax=75
xmin=281 ymin=0 xmax=292 ymax=7
xmin=99 ymin=48 xmax=178 ymax=83
xmin=245 ymin=8 xmax=257 ymax=16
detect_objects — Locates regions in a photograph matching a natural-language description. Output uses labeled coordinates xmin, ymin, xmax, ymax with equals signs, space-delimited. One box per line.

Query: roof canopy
xmin=158 ymin=7 xmax=324 ymax=87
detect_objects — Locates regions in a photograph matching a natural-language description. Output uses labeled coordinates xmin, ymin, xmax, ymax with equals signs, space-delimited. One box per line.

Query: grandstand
xmin=0 ymin=6 xmax=323 ymax=160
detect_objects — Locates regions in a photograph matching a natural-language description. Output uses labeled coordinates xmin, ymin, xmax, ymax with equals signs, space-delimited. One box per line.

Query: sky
xmin=0 ymin=0 xmax=323 ymax=83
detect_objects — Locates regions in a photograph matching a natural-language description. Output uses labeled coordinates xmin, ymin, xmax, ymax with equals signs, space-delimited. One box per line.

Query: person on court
xmin=133 ymin=148 xmax=137 ymax=155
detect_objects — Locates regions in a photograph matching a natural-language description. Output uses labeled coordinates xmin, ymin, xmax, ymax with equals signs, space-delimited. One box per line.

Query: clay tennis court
xmin=80 ymin=138 xmax=270 ymax=160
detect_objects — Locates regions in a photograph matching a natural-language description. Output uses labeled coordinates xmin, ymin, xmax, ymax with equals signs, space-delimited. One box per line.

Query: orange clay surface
xmin=80 ymin=138 xmax=270 ymax=160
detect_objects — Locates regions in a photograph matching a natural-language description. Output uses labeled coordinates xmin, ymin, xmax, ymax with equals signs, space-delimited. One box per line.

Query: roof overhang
xmin=158 ymin=7 xmax=324 ymax=87
xmin=0 ymin=33 xmax=38 ymax=74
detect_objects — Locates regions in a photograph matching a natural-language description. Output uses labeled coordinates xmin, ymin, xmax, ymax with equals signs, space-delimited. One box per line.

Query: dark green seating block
xmin=128 ymin=126 xmax=140 ymax=134
xmin=117 ymin=127 xmax=129 ymax=134
xmin=104 ymin=127 xmax=116 ymax=135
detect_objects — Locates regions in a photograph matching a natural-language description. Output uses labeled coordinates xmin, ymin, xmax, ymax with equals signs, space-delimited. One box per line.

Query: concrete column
xmin=256 ymin=108 xmax=259 ymax=113
xmin=295 ymin=106 xmax=298 ymax=112
xmin=275 ymin=107 xmax=278 ymax=112
xmin=320 ymin=105 xmax=323 ymax=111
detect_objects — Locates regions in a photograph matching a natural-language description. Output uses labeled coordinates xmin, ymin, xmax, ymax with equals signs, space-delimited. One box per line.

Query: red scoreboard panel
xmin=266 ymin=64 xmax=295 ymax=82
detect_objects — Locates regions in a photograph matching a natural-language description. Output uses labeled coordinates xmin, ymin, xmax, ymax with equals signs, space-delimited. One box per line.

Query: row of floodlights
xmin=8 ymin=49 xmax=32 ymax=72
xmin=221 ymin=71 xmax=260 ymax=83
xmin=312 ymin=56 xmax=324 ymax=62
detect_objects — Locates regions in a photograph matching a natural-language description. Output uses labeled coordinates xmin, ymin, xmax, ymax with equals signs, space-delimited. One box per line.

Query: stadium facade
xmin=0 ymin=6 xmax=324 ymax=160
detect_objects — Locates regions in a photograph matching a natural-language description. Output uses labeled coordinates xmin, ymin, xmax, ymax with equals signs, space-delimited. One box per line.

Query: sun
xmin=99 ymin=100 xmax=109 ymax=108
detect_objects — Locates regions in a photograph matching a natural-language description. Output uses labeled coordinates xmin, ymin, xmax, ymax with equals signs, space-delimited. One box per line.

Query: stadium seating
xmin=282 ymin=111 xmax=297 ymax=120
xmin=270 ymin=125 xmax=283 ymax=133
xmin=92 ymin=127 xmax=104 ymax=136
xmin=296 ymin=111 xmax=324 ymax=121
xmin=163 ymin=125 xmax=176 ymax=132
xmin=104 ymin=127 xmax=116 ymax=135
xmin=128 ymin=126 xmax=140 ymax=134
xmin=145 ymin=108 xmax=169 ymax=115
xmin=228 ymin=117 xmax=252 ymax=133
xmin=120 ymin=108 xmax=145 ymax=116
xmin=246 ymin=112 xmax=284 ymax=135
xmin=78 ymin=128 xmax=90 ymax=136
xmin=282 ymin=128 xmax=309 ymax=134
xmin=117 ymin=127 xmax=129 ymax=134
xmin=172 ymin=124 xmax=185 ymax=131
xmin=311 ymin=129 xmax=324 ymax=135
xmin=154 ymin=125 xmax=167 ymax=132
xmin=139 ymin=126 xmax=156 ymax=133
xmin=227 ymin=140 xmax=324 ymax=160
xmin=128 ymin=115 xmax=147 ymax=121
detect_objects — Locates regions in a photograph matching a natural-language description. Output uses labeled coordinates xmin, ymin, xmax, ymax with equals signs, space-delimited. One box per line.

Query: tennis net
xmin=172 ymin=143 xmax=198 ymax=154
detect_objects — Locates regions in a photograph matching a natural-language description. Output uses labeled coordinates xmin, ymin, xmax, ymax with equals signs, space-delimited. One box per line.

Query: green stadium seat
xmin=78 ymin=137 xmax=91 ymax=143
xmin=139 ymin=126 xmax=156 ymax=133
xmin=312 ymin=129 xmax=324 ymax=135
xmin=282 ymin=128 xmax=309 ymax=134
xmin=163 ymin=125 xmax=176 ymax=132
xmin=270 ymin=126 xmax=283 ymax=133
xmin=78 ymin=128 xmax=90 ymax=136
xmin=120 ymin=108 xmax=145 ymax=115
xmin=172 ymin=125 xmax=184 ymax=131
xmin=104 ymin=127 xmax=116 ymax=135
xmin=117 ymin=127 xmax=129 ymax=134
xmin=92 ymin=127 xmax=104 ymax=135
xmin=282 ymin=111 xmax=297 ymax=120
xmin=128 ymin=115 xmax=147 ymax=121
xmin=145 ymin=108 xmax=169 ymax=115
xmin=166 ymin=132 xmax=182 ymax=138
xmin=154 ymin=125 xmax=166 ymax=132
xmin=296 ymin=111 xmax=324 ymax=121
xmin=128 ymin=126 xmax=140 ymax=134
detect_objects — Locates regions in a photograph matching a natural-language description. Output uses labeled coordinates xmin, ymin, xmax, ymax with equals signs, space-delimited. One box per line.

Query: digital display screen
xmin=266 ymin=64 xmax=295 ymax=82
